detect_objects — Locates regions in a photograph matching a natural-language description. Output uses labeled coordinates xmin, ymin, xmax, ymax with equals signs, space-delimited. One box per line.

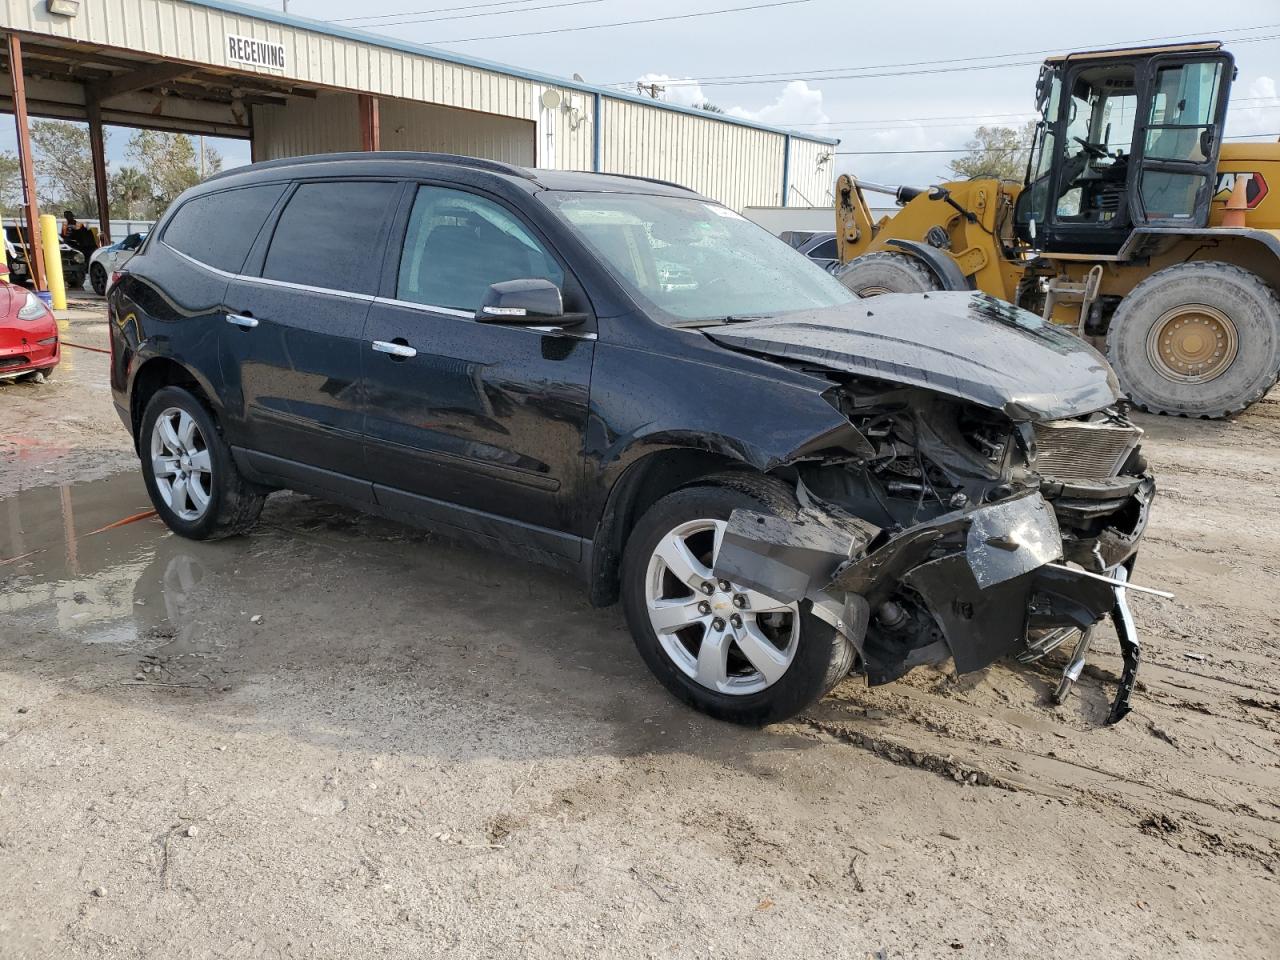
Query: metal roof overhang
xmin=0 ymin=33 xmax=321 ymax=137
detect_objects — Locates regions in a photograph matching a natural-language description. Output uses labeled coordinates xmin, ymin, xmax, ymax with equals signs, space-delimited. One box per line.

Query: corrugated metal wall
xmin=786 ymin=138 xmax=836 ymax=208
xmin=252 ymin=94 xmax=536 ymax=166
xmin=2 ymin=0 xmax=834 ymax=210
xmin=600 ymin=98 xmax=786 ymax=211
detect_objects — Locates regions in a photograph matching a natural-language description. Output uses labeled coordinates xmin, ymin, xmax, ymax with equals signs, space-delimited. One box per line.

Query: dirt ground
xmin=1 ymin=299 xmax=1277 ymax=959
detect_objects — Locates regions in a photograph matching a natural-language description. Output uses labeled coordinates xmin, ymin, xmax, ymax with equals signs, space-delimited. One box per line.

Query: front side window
xmin=163 ymin=184 xmax=286 ymax=274
xmin=539 ymin=191 xmax=853 ymax=323
xmin=395 ymin=186 xmax=564 ymax=312
xmin=262 ymin=180 xmax=400 ymax=295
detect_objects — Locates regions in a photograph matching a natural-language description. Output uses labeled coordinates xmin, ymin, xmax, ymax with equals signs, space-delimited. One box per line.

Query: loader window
xmin=1143 ymin=61 xmax=1224 ymax=163
xmin=1054 ymin=65 xmax=1137 ymax=224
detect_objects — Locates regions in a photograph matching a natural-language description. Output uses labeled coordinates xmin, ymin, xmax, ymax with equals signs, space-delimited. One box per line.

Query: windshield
xmin=539 ymin=191 xmax=855 ymax=323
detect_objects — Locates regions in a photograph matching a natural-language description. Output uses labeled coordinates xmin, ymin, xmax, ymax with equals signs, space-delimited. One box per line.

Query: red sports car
xmin=0 ymin=271 xmax=59 ymax=382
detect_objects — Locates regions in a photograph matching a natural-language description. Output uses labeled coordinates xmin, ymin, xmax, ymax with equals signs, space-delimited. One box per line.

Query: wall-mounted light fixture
xmin=46 ymin=0 xmax=81 ymax=17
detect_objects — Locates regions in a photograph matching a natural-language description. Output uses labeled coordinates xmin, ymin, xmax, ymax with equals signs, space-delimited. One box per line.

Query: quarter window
xmin=262 ymin=181 xmax=401 ymax=295
xmin=163 ymin=184 xmax=286 ymax=274
xmin=396 ymin=185 xmax=564 ymax=311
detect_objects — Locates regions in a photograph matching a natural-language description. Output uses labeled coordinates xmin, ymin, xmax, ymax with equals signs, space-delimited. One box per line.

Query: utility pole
xmin=635 ymin=81 xmax=664 ymax=100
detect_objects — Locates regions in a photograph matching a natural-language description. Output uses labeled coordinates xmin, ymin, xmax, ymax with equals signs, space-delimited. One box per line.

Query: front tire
xmin=835 ymin=251 xmax=942 ymax=297
xmin=621 ymin=476 xmax=854 ymax=725
xmin=90 ymin=263 xmax=107 ymax=296
xmin=1106 ymin=262 xmax=1280 ymax=418
xmin=139 ymin=386 xmax=265 ymax=540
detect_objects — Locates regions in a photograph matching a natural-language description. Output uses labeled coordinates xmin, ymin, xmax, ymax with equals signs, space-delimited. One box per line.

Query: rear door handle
xmin=371 ymin=339 xmax=417 ymax=359
xmin=226 ymin=313 xmax=258 ymax=329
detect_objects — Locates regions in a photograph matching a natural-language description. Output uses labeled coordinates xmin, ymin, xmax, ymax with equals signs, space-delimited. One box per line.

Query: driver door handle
xmin=226 ymin=313 xmax=258 ymax=329
xmin=372 ymin=339 xmax=417 ymax=359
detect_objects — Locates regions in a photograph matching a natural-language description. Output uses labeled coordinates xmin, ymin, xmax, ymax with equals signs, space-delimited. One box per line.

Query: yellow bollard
xmin=39 ymin=213 xmax=67 ymax=311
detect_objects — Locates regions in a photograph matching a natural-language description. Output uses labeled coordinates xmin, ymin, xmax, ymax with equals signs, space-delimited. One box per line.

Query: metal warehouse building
xmin=1 ymin=0 xmax=837 ymax=233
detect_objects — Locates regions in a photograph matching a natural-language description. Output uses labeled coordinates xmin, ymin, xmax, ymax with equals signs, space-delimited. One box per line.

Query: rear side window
xmin=262 ymin=181 xmax=401 ymax=296
xmin=162 ymin=184 xmax=286 ymax=274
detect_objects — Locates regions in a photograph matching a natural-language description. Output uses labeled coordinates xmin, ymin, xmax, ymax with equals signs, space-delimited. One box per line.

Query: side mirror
xmin=476 ymin=278 xmax=573 ymax=325
xmin=122 ymin=233 xmax=142 ymax=250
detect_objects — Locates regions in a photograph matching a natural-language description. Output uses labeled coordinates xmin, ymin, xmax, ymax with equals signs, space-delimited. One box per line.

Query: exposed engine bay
xmin=705 ymin=294 xmax=1160 ymax=721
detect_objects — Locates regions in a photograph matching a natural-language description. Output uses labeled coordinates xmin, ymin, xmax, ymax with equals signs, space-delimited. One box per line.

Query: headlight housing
xmin=16 ymin=290 xmax=49 ymax=321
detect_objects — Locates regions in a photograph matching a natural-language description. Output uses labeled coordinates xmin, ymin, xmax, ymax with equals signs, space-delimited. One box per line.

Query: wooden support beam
xmin=94 ymin=61 xmax=192 ymax=102
xmin=86 ymin=96 xmax=110 ymax=244
xmin=6 ymin=34 xmax=46 ymax=292
xmin=358 ymin=93 xmax=380 ymax=152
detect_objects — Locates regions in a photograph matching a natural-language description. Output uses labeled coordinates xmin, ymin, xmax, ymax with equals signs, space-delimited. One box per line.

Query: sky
xmin=5 ymin=0 xmax=1280 ymax=203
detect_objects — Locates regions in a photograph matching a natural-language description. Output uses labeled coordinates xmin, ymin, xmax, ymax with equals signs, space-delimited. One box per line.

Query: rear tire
xmin=836 ymin=251 xmax=942 ymax=297
xmin=621 ymin=474 xmax=854 ymax=725
xmin=139 ymin=386 xmax=265 ymax=540
xmin=1106 ymin=262 xmax=1280 ymax=418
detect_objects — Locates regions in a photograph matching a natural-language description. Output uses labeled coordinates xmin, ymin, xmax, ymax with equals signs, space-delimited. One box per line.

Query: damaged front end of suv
xmin=706 ymin=292 xmax=1158 ymax=722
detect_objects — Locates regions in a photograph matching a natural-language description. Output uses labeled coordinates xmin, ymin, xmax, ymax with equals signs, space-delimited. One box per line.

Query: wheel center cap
xmin=711 ymin=595 xmax=733 ymax=615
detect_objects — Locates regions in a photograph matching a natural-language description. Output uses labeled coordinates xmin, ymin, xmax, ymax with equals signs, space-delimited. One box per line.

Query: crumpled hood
xmin=704 ymin=291 xmax=1121 ymax=421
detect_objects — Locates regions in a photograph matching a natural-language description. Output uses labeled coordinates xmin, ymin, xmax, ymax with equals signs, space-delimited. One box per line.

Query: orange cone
xmin=1223 ymin=175 xmax=1250 ymax=227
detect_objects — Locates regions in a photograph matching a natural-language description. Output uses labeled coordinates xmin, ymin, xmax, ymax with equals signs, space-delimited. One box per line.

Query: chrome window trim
xmin=373 ymin=296 xmax=474 ymax=319
xmin=163 ymin=241 xmax=376 ymax=302
xmin=242 ymin=273 xmax=376 ymax=302
xmin=162 ymin=241 xmax=236 ymax=280
xmin=165 ymin=244 xmax=597 ymax=339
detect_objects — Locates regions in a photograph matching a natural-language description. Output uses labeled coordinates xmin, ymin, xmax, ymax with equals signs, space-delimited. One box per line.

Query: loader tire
xmin=1106 ymin=262 xmax=1280 ymax=418
xmin=835 ymin=251 xmax=942 ymax=298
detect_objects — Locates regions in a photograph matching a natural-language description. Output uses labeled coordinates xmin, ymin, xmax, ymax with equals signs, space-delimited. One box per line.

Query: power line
xmin=339 ymin=0 xmax=611 ymax=28
xmin=600 ymin=23 xmax=1280 ymax=87
xmin=414 ymin=0 xmax=817 ymax=44
xmin=778 ymin=98 xmax=1280 ymax=132
xmin=335 ymin=0 xmax=577 ymax=23
xmin=836 ymin=131 xmax=1280 ymax=156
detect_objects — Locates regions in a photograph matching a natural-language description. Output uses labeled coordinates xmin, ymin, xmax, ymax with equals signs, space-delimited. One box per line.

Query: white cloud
xmin=728 ymin=80 xmax=829 ymax=128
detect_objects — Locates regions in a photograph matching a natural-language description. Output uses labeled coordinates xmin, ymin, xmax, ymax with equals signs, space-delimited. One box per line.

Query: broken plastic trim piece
xmin=1106 ymin=566 xmax=1141 ymax=725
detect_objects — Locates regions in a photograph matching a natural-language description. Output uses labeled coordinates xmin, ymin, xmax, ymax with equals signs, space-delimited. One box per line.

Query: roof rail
xmin=205 ymin=151 xmax=537 ymax=183
xmin=588 ymin=171 xmax=698 ymax=193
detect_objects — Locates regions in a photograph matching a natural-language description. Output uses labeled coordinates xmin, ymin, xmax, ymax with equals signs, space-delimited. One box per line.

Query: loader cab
xmin=1014 ymin=43 xmax=1234 ymax=254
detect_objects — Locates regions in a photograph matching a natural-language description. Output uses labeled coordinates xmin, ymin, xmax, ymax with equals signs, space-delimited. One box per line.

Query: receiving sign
xmin=226 ymin=34 xmax=287 ymax=70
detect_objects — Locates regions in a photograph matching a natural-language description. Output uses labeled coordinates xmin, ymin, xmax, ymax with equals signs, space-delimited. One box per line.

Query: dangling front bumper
xmin=712 ymin=480 xmax=1157 ymax=722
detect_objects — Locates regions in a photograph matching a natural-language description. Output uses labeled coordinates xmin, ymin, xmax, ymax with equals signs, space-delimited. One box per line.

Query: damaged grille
xmin=1033 ymin=420 xmax=1141 ymax=480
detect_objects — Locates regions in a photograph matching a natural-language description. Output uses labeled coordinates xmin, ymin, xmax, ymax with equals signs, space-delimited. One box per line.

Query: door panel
xmin=1133 ymin=54 xmax=1232 ymax=227
xmin=361 ymin=184 xmax=593 ymax=541
xmin=221 ymin=179 xmax=401 ymax=478
xmin=222 ymin=276 xmax=373 ymax=475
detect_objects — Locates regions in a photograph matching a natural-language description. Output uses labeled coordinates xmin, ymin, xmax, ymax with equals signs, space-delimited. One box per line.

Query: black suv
xmin=109 ymin=153 xmax=1154 ymax=725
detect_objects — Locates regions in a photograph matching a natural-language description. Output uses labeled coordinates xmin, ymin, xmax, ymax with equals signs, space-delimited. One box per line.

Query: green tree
xmin=0 ymin=151 xmax=22 ymax=213
xmin=696 ymin=101 xmax=725 ymax=114
xmin=108 ymin=165 xmax=152 ymax=219
xmin=124 ymin=131 xmax=223 ymax=216
xmin=947 ymin=120 xmax=1038 ymax=182
xmin=30 ymin=119 xmax=99 ymax=214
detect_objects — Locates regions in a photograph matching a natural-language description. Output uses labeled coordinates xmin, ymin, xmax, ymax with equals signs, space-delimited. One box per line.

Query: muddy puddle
xmin=1 ymin=473 xmax=235 ymax=649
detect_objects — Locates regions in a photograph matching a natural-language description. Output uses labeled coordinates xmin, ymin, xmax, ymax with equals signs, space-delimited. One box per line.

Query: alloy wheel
xmin=644 ymin=518 xmax=799 ymax=695
xmin=150 ymin=407 xmax=213 ymax=522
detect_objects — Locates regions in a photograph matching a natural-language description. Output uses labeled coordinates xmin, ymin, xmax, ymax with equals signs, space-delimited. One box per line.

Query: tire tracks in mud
xmin=792 ymin=659 xmax=1280 ymax=876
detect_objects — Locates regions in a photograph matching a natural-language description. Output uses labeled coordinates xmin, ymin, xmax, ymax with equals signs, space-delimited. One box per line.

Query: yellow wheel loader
xmin=835 ymin=41 xmax=1280 ymax=418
